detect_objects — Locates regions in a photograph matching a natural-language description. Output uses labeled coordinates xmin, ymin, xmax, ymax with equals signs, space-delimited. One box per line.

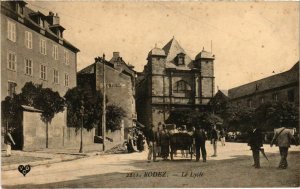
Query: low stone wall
xmin=22 ymin=110 xmax=95 ymax=151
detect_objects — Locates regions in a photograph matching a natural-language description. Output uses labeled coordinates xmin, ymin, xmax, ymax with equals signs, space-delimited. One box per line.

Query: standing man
xmin=146 ymin=124 xmax=157 ymax=162
xmin=271 ymin=125 xmax=297 ymax=169
xmin=248 ymin=127 xmax=263 ymax=168
xmin=5 ymin=128 xmax=16 ymax=157
xmin=156 ymin=122 xmax=162 ymax=157
xmin=193 ymin=127 xmax=207 ymax=162
xmin=160 ymin=124 xmax=170 ymax=160
xmin=210 ymin=124 xmax=218 ymax=157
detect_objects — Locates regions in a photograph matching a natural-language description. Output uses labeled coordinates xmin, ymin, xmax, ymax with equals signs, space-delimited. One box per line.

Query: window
xmin=57 ymin=30 xmax=62 ymax=38
xmin=64 ymin=50 xmax=69 ymax=65
xmin=174 ymin=80 xmax=191 ymax=93
xmin=178 ymin=57 xmax=184 ymax=65
xmin=25 ymin=31 xmax=32 ymax=49
xmin=40 ymin=65 xmax=47 ymax=80
xmin=288 ymin=90 xmax=294 ymax=102
xmin=272 ymin=93 xmax=278 ymax=102
xmin=260 ymin=97 xmax=265 ymax=104
xmin=24 ymin=58 xmax=33 ymax=76
xmin=52 ymin=45 xmax=58 ymax=60
xmin=7 ymin=51 xmax=16 ymax=71
xmin=8 ymin=81 xmax=17 ymax=97
xmin=64 ymin=73 xmax=69 ymax=87
xmin=247 ymin=99 xmax=252 ymax=108
xmin=176 ymin=53 xmax=185 ymax=65
xmin=53 ymin=69 xmax=59 ymax=84
xmin=40 ymin=39 xmax=46 ymax=55
xmin=7 ymin=20 xmax=16 ymax=42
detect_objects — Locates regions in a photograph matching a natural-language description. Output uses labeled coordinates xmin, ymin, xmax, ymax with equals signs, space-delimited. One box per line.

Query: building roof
xmin=1 ymin=1 xmax=79 ymax=53
xmin=78 ymin=63 xmax=95 ymax=74
xmin=219 ymin=90 xmax=229 ymax=97
xmin=195 ymin=49 xmax=215 ymax=60
xmin=162 ymin=37 xmax=193 ymax=66
xmin=78 ymin=56 xmax=136 ymax=77
xmin=228 ymin=61 xmax=299 ymax=99
xmin=148 ymin=47 xmax=166 ymax=57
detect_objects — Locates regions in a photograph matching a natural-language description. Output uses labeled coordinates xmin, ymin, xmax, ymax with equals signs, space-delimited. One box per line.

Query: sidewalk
xmin=1 ymin=143 xmax=105 ymax=171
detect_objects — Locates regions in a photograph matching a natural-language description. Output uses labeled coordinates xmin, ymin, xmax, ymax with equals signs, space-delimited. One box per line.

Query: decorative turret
xmin=147 ymin=45 xmax=166 ymax=75
xmin=195 ymin=47 xmax=215 ymax=61
xmin=147 ymin=46 xmax=166 ymax=59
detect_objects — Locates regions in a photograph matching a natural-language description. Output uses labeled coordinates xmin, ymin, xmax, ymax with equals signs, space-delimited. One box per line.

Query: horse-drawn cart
xmin=169 ymin=132 xmax=193 ymax=160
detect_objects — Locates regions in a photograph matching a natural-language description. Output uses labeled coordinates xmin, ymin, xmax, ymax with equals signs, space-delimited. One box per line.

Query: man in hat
xmin=193 ymin=126 xmax=207 ymax=162
xmin=5 ymin=128 xmax=16 ymax=157
xmin=146 ymin=124 xmax=157 ymax=162
xmin=248 ymin=127 xmax=263 ymax=168
xmin=271 ymin=124 xmax=297 ymax=169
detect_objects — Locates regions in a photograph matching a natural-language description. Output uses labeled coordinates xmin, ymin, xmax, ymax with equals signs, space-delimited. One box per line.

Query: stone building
xmin=1 ymin=1 xmax=79 ymax=100
xmin=209 ymin=90 xmax=229 ymax=115
xmin=77 ymin=52 xmax=136 ymax=141
xmin=228 ymin=62 xmax=299 ymax=108
xmin=136 ymin=37 xmax=215 ymax=127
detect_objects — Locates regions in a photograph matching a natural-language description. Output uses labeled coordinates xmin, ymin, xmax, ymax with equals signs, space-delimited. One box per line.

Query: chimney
xmin=113 ymin=52 xmax=120 ymax=58
xmin=47 ymin=11 xmax=60 ymax=25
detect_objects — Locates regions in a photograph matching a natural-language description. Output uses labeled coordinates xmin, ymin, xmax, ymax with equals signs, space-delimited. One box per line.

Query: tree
xmin=64 ymin=87 xmax=126 ymax=152
xmin=64 ymin=87 xmax=103 ymax=131
xmin=106 ymin=105 xmax=126 ymax=131
xmin=166 ymin=110 xmax=223 ymax=131
xmin=220 ymin=104 xmax=255 ymax=133
xmin=254 ymin=101 xmax=298 ymax=131
xmin=1 ymin=82 xmax=65 ymax=148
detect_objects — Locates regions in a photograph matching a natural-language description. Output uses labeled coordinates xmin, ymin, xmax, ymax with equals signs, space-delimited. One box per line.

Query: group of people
xmin=126 ymin=129 xmax=145 ymax=153
xmin=145 ymin=122 xmax=226 ymax=163
xmin=248 ymin=125 xmax=298 ymax=169
xmin=144 ymin=122 xmax=299 ymax=170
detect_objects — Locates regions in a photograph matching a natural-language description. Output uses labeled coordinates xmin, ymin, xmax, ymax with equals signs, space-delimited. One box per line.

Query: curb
xmin=1 ymin=151 xmax=106 ymax=171
xmin=2 ymin=156 xmax=80 ymax=171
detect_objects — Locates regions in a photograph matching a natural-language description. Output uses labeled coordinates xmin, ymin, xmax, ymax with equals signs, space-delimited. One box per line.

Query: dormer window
xmin=38 ymin=17 xmax=44 ymax=28
xmin=176 ymin=53 xmax=185 ymax=66
xmin=16 ymin=3 xmax=24 ymax=15
xmin=57 ymin=30 xmax=62 ymax=38
xmin=14 ymin=1 xmax=27 ymax=16
xmin=29 ymin=12 xmax=46 ymax=29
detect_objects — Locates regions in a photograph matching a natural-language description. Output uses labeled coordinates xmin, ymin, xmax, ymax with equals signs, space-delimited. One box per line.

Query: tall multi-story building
xmin=1 ymin=1 xmax=79 ymax=100
xmin=136 ymin=37 xmax=215 ymax=127
xmin=228 ymin=62 xmax=299 ymax=108
xmin=77 ymin=52 xmax=136 ymax=141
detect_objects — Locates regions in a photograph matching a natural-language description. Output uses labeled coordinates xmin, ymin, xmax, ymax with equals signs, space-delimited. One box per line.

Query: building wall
xmin=228 ymin=63 xmax=299 ymax=108
xmin=136 ymin=57 xmax=215 ymax=128
xmin=1 ymin=6 xmax=77 ymax=100
xmin=230 ymin=85 xmax=299 ymax=108
xmin=94 ymin=61 xmax=136 ymax=139
xmin=22 ymin=110 xmax=95 ymax=151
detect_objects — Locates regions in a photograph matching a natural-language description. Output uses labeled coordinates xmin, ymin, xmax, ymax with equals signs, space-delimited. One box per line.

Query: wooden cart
xmin=169 ymin=132 xmax=193 ymax=160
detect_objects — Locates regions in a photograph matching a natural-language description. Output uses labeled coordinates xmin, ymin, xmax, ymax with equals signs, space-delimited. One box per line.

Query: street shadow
xmin=3 ymin=151 xmax=300 ymax=188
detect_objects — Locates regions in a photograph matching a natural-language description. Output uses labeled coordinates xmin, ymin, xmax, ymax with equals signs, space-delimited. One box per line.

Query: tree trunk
xmin=46 ymin=122 xmax=48 ymax=148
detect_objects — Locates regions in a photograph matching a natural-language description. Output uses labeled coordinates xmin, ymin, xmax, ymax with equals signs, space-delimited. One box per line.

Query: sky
xmin=28 ymin=1 xmax=299 ymax=90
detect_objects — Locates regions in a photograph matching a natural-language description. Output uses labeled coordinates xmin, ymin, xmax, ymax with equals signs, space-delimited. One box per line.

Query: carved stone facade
xmin=136 ymin=37 xmax=215 ymax=127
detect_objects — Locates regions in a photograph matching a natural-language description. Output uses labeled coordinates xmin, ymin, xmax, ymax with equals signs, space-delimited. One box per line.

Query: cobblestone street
xmin=2 ymin=142 xmax=300 ymax=188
